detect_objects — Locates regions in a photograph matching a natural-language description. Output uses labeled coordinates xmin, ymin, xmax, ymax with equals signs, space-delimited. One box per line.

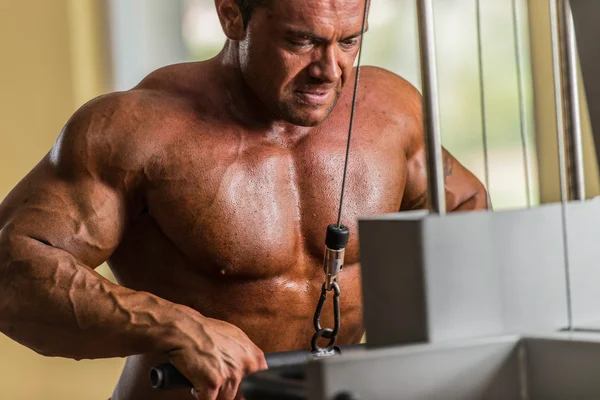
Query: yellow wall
xmin=0 ymin=1 xmax=124 ymax=399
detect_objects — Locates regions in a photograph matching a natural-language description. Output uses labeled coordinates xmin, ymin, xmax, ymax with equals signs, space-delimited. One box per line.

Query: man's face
xmin=238 ymin=0 xmax=367 ymax=127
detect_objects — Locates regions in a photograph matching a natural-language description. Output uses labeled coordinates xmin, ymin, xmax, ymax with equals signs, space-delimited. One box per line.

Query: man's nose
xmin=308 ymin=45 xmax=342 ymax=83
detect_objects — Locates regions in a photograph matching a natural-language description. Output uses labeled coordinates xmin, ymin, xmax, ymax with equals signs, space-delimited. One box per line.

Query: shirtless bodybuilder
xmin=0 ymin=0 xmax=488 ymax=399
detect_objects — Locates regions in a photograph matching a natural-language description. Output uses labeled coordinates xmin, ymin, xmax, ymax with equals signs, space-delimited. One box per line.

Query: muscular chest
xmin=145 ymin=129 xmax=406 ymax=278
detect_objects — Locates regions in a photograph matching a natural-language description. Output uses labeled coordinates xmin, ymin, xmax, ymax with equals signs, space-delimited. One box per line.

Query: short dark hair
xmin=234 ymin=0 xmax=271 ymax=28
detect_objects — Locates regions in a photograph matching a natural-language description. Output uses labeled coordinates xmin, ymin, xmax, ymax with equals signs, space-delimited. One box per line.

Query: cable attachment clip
xmin=311 ymin=224 xmax=350 ymax=354
xmin=323 ymin=224 xmax=350 ymax=290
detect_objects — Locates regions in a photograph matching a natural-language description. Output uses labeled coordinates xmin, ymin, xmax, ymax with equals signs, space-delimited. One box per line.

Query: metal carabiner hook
xmin=311 ymin=281 xmax=341 ymax=353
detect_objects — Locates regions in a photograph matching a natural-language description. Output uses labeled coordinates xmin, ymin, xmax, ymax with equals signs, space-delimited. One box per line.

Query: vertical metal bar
xmin=550 ymin=0 xmax=570 ymax=205
xmin=564 ymin=0 xmax=586 ymax=201
xmin=416 ymin=0 xmax=446 ymax=215
xmin=511 ymin=0 xmax=533 ymax=208
xmin=475 ymin=0 xmax=491 ymax=202
xmin=549 ymin=0 xmax=573 ymax=330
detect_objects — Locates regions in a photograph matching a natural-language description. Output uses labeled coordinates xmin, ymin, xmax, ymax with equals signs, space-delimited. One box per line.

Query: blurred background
xmin=1 ymin=0 xmax=599 ymax=398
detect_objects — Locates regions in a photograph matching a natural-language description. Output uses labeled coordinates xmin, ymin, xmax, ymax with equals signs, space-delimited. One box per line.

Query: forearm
xmin=0 ymin=233 xmax=185 ymax=360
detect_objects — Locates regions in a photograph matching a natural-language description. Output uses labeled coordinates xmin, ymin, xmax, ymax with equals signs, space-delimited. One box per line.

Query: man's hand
xmin=168 ymin=307 xmax=267 ymax=400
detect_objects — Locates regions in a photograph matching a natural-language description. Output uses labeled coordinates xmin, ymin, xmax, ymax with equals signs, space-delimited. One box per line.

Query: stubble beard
xmin=274 ymin=89 xmax=342 ymax=127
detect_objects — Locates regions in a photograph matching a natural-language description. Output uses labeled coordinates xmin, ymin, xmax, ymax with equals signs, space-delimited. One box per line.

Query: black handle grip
xmin=150 ymin=363 xmax=193 ymax=390
xmin=150 ymin=344 xmax=365 ymax=390
xmin=241 ymin=371 xmax=308 ymax=400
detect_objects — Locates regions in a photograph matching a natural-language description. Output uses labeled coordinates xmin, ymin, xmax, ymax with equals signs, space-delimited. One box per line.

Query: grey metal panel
xmin=424 ymin=205 xmax=569 ymax=339
xmin=525 ymin=336 xmax=600 ymax=399
xmin=243 ymin=333 xmax=600 ymax=400
xmin=359 ymin=211 xmax=430 ymax=348
xmin=566 ymin=198 xmax=600 ymax=328
xmin=310 ymin=336 xmax=521 ymax=400
xmin=421 ymin=211 xmax=503 ymax=342
xmin=570 ymin=0 xmax=600 ymax=167
xmin=493 ymin=205 xmax=569 ymax=333
xmin=360 ymin=206 xmax=569 ymax=349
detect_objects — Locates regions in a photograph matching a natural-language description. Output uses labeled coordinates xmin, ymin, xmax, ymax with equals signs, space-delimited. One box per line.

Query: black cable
xmin=336 ymin=0 xmax=371 ymax=227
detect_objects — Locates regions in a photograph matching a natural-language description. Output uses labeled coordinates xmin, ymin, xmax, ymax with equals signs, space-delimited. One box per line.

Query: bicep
xmin=0 ymin=157 xmax=128 ymax=269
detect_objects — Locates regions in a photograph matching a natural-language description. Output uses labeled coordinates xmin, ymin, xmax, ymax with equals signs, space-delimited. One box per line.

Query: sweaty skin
xmin=0 ymin=1 xmax=487 ymax=399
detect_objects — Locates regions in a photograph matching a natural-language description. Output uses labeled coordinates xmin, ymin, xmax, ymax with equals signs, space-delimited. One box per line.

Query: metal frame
xmin=243 ymin=333 xmax=600 ymax=400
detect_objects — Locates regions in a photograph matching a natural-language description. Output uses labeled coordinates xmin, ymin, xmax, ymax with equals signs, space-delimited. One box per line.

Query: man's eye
xmin=288 ymin=40 xmax=311 ymax=48
xmin=340 ymin=39 xmax=358 ymax=48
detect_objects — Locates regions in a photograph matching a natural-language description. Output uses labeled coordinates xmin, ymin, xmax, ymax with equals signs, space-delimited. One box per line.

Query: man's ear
xmin=215 ymin=0 xmax=246 ymax=40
